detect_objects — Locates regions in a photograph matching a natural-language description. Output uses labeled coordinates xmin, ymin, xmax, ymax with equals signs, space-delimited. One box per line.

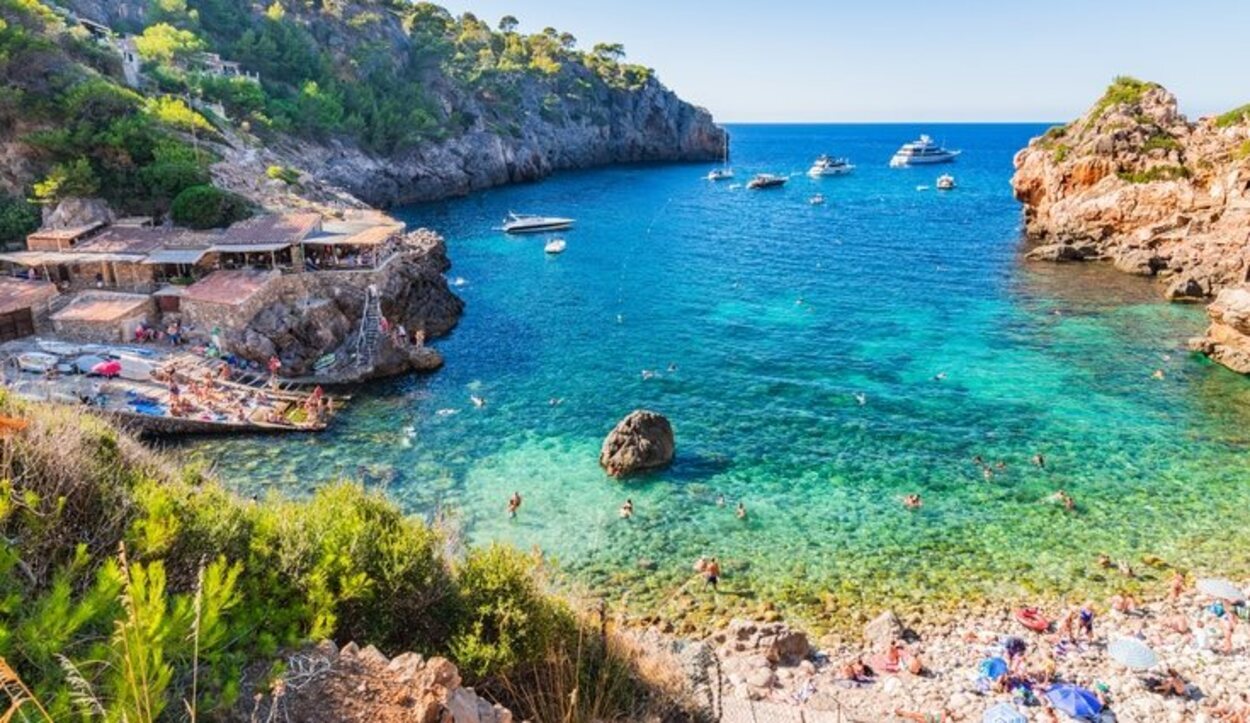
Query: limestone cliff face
xmin=1011 ymin=80 xmax=1250 ymax=372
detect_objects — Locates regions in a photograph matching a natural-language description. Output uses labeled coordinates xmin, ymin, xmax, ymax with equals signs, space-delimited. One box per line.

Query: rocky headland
xmin=1011 ymin=78 xmax=1250 ymax=373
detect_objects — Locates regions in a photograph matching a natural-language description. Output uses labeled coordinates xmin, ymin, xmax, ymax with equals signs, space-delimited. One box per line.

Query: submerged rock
xmin=599 ymin=410 xmax=675 ymax=478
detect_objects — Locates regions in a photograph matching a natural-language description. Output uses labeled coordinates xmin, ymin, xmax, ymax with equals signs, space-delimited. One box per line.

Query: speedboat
xmin=889 ymin=135 xmax=960 ymax=167
xmin=807 ymin=155 xmax=854 ymax=177
xmin=809 ymin=194 xmax=825 ymax=205
xmin=706 ymin=134 xmax=734 ymax=180
xmin=936 ymin=174 xmax=956 ymax=190
xmin=747 ymin=173 xmax=788 ymax=189
xmin=501 ymin=212 xmax=574 ymax=234
xmin=544 ymin=239 xmax=566 ymax=254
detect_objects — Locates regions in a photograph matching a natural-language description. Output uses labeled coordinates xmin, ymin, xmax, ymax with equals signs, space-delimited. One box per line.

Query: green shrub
xmin=170 ymin=184 xmax=250 ymax=228
xmin=145 ymin=95 xmax=214 ymax=133
xmin=134 ymin=22 xmax=204 ymax=64
xmin=1117 ymin=164 xmax=1190 ymax=183
xmin=0 ymin=193 xmax=39 ymax=248
xmin=1052 ymin=144 xmax=1070 ymax=163
xmin=32 ymin=158 xmax=99 ymax=202
xmin=1091 ymin=75 xmax=1159 ymax=118
xmin=450 ymin=544 xmax=575 ymax=679
xmin=265 ymin=165 xmax=299 ymax=184
xmin=1234 ymin=139 xmax=1250 ymax=161
xmin=1142 ymin=133 xmax=1181 ymax=152
xmin=139 ymin=142 xmax=212 ymax=208
xmin=1214 ymin=103 xmax=1250 ymax=129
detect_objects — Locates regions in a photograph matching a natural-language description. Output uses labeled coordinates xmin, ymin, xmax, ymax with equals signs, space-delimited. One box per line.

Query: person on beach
xmin=736 ymin=502 xmax=747 ymax=520
xmin=1110 ymin=592 xmax=1138 ymax=614
xmin=1037 ymin=701 xmax=1061 ymax=723
xmin=894 ymin=708 xmax=957 ymax=722
xmin=704 ymin=557 xmax=720 ymax=590
xmin=507 ymin=491 xmax=522 ymax=518
xmin=1171 ymin=571 xmax=1187 ymax=600
xmin=1078 ymin=602 xmax=1096 ymax=640
xmin=619 ymin=498 xmax=634 ymax=519
xmin=837 ymin=657 xmax=871 ymax=682
xmin=903 ymin=494 xmax=922 ymax=509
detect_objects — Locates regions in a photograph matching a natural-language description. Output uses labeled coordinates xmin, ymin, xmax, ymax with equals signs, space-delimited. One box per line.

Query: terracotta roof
xmin=27 ymin=222 xmax=105 ymax=243
xmin=75 ymin=227 xmax=183 ymax=255
xmin=181 ymin=269 xmax=276 ymax=306
xmin=0 ymin=278 xmax=58 ymax=315
xmin=51 ymin=292 xmax=150 ymax=323
xmin=208 ymin=213 xmax=322 ymax=247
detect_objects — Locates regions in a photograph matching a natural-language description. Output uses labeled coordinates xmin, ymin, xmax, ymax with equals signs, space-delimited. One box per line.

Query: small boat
xmin=889 ymin=134 xmax=961 ymax=167
xmin=1015 ymin=607 xmax=1050 ymax=633
xmin=544 ymin=239 xmax=566 ymax=254
xmin=501 ymin=212 xmax=574 ymax=234
xmin=809 ymin=194 xmax=825 ymax=205
xmin=747 ymin=173 xmax=788 ymax=190
xmin=17 ymin=352 xmax=58 ymax=373
xmin=706 ymin=133 xmax=733 ymax=181
xmin=936 ymin=174 xmax=956 ymax=190
xmin=807 ymin=155 xmax=854 ymax=177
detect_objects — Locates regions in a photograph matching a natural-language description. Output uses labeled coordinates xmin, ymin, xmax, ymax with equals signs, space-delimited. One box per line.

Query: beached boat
xmin=747 ymin=173 xmax=788 ymax=190
xmin=17 ymin=352 xmax=57 ymax=373
xmin=807 ymin=155 xmax=854 ymax=177
xmin=544 ymin=239 xmax=567 ymax=254
xmin=889 ymin=135 xmax=960 ymax=167
xmin=706 ymin=134 xmax=734 ymax=180
xmin=501 ymin=212 xmax=574 ymax=234
xmin=936 ymin=174 xmax=956 ymax=190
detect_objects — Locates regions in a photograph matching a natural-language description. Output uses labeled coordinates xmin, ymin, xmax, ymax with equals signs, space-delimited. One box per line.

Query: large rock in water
xmin=599 ymin=410 xmax=675 ymax=478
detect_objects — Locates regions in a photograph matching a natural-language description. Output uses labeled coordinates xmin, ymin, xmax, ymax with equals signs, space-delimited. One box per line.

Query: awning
xmin=209 ymin=242 xmax=291 ymax=253
xmin=142 ymin=247 xmax=210 ymax=265
xmin=0 ymin=251 xmax=146 ymax=266
xmin=302 ymin=225 xmax=398 ymax=246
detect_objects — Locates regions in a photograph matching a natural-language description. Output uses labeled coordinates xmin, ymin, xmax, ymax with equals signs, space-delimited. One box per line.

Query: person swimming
xmin=1032 ymin=453 xmax=1046 ymax=468
xmin=507 ymin=491 xmax=522 ymax=518
xmin=903 ymin=494 xmax=922 ymax=509
xmin=736 ymin=502 xmax=747 ymax=520
xmin=471 ymin=394 xmax=486 ymax=408
xmin=716 ymin=494 xmax=726 ymax=507
xmin=853 ymin=392 xmax=866 ymax=406
xmin=619 ymin=498 xmax=634 ymax=519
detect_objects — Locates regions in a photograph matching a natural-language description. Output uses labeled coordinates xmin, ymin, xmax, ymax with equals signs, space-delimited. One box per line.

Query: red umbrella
xmin=92 ymin=360 xmax=122 ymax=377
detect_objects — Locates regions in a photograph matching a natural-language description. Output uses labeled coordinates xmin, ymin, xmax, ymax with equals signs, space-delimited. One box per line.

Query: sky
xmin=439 ymin=0 xmax=1250 ymax=123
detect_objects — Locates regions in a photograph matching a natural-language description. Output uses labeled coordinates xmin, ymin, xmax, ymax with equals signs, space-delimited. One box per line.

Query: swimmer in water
xmin=903 ymin=494 xmax=922 ymax=509
xmin=736 ymin=502 xmax=747 ymax=520
xmin=716 ymin=494 xmax=726 ymax=507
xmin=548 ymin=397 xmax=563 ymax=406
xmin=1152 ymin=369 xmax=1165 ymax=380
xmin=853 ymin=392 xmax=866 ymax=406
xmin=641 ymin=369 xmax=656 ymax=380
xmin=983 ymin=467 xmax=994 ymax=482
xmin=507 ymin=491 xmax=522 ymax=518
xmin=471 ymin=394 xmax=485 ymax=408
xmin=620 ymin=498 xmax=634 ymax=519
xmin=1032 ymin=453 xmax=1046 ymax=468
xmin=667 ymin=362 xmax=677 ymax=372
xmin=933 ymin=372 xmax=947 ymax=381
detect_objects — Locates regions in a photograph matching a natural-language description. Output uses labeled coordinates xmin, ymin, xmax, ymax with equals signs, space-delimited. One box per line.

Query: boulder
xmin=599 ymin=410 xmax=675 ymax=477
xmin=762 ymin=629 xmax=810 ymax=665
xmin=863 ymin=610 xmax=905 ymax=650
xmin=42 ymin=197 xmax=113 ymax=229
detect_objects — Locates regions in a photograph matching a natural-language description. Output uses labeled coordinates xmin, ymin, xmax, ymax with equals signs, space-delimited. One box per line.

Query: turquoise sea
xmin=189 ymin=124 xmax=1250 ymax=626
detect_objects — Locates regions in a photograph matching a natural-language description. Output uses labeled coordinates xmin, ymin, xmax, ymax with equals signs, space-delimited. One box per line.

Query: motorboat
xmin=936 ymin=174 xmax=956 ymax=190
xmin=501 ymin=212 xmax=574 ymax=234
xmin=747 ymin=173 xmax=788 ymax=189
xmin=544 ymin=238 xmax=567 ymax=254
xmin=16 ymin=352 xmax=58 ymax=373
xmin=807 ymin=155 xmax=854 ymax=177
xmin=809 ymin=194 xmax=825 ymax=205
xmin=706 ymin=133 xmax=734 ymax=180
xmin=889 ymin=135 xmax=960 ymax=167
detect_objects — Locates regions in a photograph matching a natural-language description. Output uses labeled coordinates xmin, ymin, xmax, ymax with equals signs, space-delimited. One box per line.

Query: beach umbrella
xmin=1044 ymin=684 xmax=1102 ymax=719
xmin=1107 ymin=637 xmax=1158 ymax=670
xmin=91 ymin=360 xmax=122 ymax=377
xmin=978 ymin=656 xmax=1008 ymax=680
xmin=1197 ymin=578 xmax=1246 ymax=602
xmin=982 ymin=702 xmax=1027 ymax=723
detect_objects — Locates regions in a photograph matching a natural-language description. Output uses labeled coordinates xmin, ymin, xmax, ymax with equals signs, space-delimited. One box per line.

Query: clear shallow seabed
xmin=188 ymin=124 xmax=1250 ymax=626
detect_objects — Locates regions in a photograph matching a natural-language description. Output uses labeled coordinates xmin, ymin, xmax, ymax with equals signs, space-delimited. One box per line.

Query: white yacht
xmin=889 ymin=135 xmax=961 ymax=167
xmin=936 ymin=174 xmax=956 ymax=190
xmin=501 ymin=212 xmax=574 ymax=234
xmin=706 ymin=134 xmax=734 ymax=181
xmin=807 ymin=155 xmax=854 ymax=177
xmin=544 ymin=238 xmax=567 ymax=254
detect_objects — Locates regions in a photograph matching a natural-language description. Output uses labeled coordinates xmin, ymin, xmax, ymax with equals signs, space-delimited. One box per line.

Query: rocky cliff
xmin=1011 ymin=78 xmax=1250 ymax=372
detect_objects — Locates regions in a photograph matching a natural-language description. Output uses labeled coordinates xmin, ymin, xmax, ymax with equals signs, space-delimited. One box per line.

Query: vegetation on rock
xmin=1214 ymin=103 xmax=1250 ymax=129
xmin=0 ymin=194 xmax=39 ymax=247
xmin=169 ymin=183 xmax=250 ymax=228
xmin=1089 ymin=75 xmax=1160 ymax=119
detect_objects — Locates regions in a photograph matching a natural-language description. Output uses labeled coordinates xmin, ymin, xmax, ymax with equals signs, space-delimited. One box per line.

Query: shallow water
xmin=187 ymin=124 xmax=1250 ymax=625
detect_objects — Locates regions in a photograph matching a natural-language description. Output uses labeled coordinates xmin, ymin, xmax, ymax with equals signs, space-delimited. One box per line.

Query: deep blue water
xmin=190 ymin=124 xmax=1250 ymax=621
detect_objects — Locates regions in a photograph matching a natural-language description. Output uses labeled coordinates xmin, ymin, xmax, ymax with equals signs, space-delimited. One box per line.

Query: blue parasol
xmin=1045 ymin=684 xmax=1102 ymax=719
xmin=978 ymin=656 xmax=1008 ymax=680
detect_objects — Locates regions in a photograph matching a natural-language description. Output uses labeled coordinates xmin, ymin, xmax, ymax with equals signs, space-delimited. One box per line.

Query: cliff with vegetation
xmin=1011 ymin=77 xmax=1250 ymax=373
xmin=0 ymin=0 xmax=724 ymax=230
xmin=0 ymin=393 xmax=690 ymax=721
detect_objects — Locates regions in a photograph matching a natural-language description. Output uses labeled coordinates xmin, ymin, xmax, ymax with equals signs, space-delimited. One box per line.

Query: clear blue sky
xmin=440 ymin=0 xmax=1250 ymax=122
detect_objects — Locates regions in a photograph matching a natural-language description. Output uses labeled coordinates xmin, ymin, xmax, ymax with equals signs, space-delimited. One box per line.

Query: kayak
xmin=1016 ymin=607 xmax=1050 ymax=633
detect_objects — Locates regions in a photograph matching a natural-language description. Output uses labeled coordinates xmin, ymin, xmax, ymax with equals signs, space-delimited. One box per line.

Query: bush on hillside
xmin=32 ymin=158 xmax=99 ymax=202
xmin=0 ymin=193 xmax=39 ymax=248
xmin=170 ymin=184 xmax=250 ymax=228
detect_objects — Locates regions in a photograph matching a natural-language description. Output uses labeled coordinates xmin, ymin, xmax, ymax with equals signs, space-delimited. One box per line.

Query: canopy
xmin=91 ymin=360 xmax=122 ymax=377
xmin=1107 ymin=637 xmax=1158 ymax=670
xmin=982 ymin=703 xmax=1027 ymax=723
xmin=142 ymin=247 xmax=209 ymax=265
xmin=0 ymin=250 xmax=144 ymax=266
xmin=978 ymin=657 xmax=1008 ymax=680
xmin=209 ymin=242 xmax=291 ymax=254
xmin=1197 ymin=578 xmax=1246 ymax=602
xmin=1044 ymin=684 xmax=1102 ymax=719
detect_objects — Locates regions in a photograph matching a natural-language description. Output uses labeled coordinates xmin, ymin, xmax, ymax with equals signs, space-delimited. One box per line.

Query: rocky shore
xmin=1011 ymin=79 xmax=1250 ymax=374
xmin=651 ymin=577 xmax=1249 ymax=722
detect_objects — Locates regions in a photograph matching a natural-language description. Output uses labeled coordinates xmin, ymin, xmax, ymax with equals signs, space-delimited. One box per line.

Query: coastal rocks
xmin=1190 ymin=286 xmax=1250 ymax=373
xmin=233 ymin=641 xmax=511 ymax=723
xmin=41 ymin=197 xmax=113 ymax=229
xmin=599 ymin=410 xmax=675 ymax=477
xmin=1011 ymin=78 xmax=1250 ymax=373
xmin=864 ymin=610 xmax=906 ymax=649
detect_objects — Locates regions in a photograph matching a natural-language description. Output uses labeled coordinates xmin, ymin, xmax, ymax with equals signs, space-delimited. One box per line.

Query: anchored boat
xmin=501 ymin=212 xmax=574 ymax=234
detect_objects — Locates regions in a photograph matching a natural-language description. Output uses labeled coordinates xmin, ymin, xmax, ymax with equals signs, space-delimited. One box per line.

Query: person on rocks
xmin=735 ymin=501 xmax=747 ymax=520
xmin=267 ymin=356 xmax=282 ymax=387
xmin=1077 ymin=602 xmax=1096 ymax=640
xmin=1109 ymin=592 xmax=1138 ymax=615
xmin=704 ymin=557 xmax=721 ymax=591
xmin=619 ymin=498 xmax=634 ymax=519
xmin=1037 ymin=701 xmax=1061 ymax=723
xmin=837 ymin=657 xmax=871 ymax=683
xmin=1171 ymin=570 xmax=1187 ymax=600
xmin=893 ymin=707 xmax=958 ymax=722
xmin=507 ymin=491 xmax=522 ymax=519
